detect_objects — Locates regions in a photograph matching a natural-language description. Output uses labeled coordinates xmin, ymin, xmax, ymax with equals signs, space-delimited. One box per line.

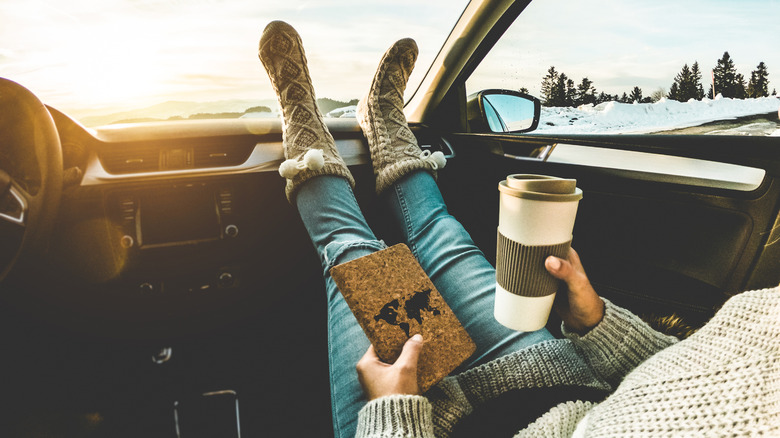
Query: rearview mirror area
xmin=467 ymin=90 xmax=541 ymax=133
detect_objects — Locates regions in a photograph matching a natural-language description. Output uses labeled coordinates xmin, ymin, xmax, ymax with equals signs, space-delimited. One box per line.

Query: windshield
xmin=0 ymin=0 xmax=468 ymax=127
xmin=467 ymin=0 xmax=780 ymax=136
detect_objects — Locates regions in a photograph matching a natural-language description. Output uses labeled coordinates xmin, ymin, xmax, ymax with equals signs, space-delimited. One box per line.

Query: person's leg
xmin=356 ymin=39 xmax=552 ymax=369
xmin=384 ymin=171 xmax=553 ymax=370
xmin=296 ymin=177 xmax=382 ymax=438
xmin=258 ymin=21 xmax=374 ymax=438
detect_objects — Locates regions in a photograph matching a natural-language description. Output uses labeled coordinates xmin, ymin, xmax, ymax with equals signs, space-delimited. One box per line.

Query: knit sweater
xmin=355 ymin=286 xmax=780 ymax=437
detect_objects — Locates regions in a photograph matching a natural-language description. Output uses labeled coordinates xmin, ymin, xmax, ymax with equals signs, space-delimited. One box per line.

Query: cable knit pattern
xmin=356 ymin=38 xmax=443 ymax=194
xmin=584 ymin=286 xmax=780 ymax=437
xmin=354 ymin=287 xmax=780 ymax=437
xmin=562 ymin=300 xmax=679 ymax=387
xmin=515 ymin=401 xmax=595 ymax=437
xmin=258 ymin=21 xmax=354 ymax=202
xmin=454 ymin=340 xmax=612 ymax=408
xmin=356 ymin=395 xmax=434 ymax=438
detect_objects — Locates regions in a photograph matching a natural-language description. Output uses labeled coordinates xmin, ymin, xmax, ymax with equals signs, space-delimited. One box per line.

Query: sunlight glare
xmin=59 ymin=21 xmax=171 ymax=108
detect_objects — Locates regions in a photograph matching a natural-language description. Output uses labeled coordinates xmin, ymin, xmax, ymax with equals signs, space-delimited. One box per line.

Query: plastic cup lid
xmin=498 ymin=174 xmax=582 ymax=202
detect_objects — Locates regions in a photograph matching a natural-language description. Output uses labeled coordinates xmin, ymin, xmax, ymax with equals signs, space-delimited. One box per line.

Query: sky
xmin=0 ymin=0 xmax=466 ymax=114
xmin=1 ymin=0 xmax=778 ymax=118
xmin=467 ymin=0 xmax=780 ymax=99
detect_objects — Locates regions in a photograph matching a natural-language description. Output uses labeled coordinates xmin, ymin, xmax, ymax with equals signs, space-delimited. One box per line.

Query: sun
xmin=58 ymin=25 xmax=172 ymax=109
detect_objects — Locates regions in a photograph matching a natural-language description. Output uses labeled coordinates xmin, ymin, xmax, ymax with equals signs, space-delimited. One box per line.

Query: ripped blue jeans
xmin=296 ymin=171 xmax=553 ymax=438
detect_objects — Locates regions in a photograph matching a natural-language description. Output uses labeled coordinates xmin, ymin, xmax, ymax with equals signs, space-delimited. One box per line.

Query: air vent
xmin=99 ymin=141 xmax=255 ymax=175
xmin=193 ymin=143 xmax=253 ymax=168
xmin=99 ymin=144 xmax=160 ymax=174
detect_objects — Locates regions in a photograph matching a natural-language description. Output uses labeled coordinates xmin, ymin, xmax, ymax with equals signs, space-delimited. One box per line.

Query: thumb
xmin=545 ymin=255 xmax=574 ymax=281
xmin=395 ymin=334 xmax=424 ymax=369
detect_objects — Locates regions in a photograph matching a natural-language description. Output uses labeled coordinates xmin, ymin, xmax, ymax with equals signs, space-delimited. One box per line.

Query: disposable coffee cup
xmin=495 ymin=174 xmax=583 ymax=331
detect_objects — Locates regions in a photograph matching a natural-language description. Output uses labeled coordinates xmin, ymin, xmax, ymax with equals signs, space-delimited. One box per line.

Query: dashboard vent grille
xmin=193 ymin=143 xmax=253 ymax=168
xmin=99 ymin=145 xmax=160 ymax=174
xmin=99 ymin=141 xmax=254 ymax=174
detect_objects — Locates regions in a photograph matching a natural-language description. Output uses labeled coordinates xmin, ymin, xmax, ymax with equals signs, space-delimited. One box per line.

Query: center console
xmin=110 ymin=182 xmax=239 ymax=251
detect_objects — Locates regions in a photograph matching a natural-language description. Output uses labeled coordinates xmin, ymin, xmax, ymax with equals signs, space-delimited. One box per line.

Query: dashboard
xmin=26 ymin=111 xmax=336 ymax=336
xmin=2 ymin=102 xmax=453 ymax=339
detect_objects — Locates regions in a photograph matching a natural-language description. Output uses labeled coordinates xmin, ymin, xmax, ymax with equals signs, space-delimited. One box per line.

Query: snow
xmin=534 ymin=95 xmax=780 ymax=135
xmin=324 ymin=97 xmax=778 ymax=135
xmin=326 ymin=105 xmax=357 ymax=118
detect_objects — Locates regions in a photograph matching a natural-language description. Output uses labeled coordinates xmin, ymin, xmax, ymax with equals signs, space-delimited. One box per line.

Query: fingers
xmin=358 ymin=344 xmax=380 ymax=366
xmin=545 ymin=248 xmax=586 ymax=286
xmin=395 ymin=334 xmax=424 ymax=371
xmin=567 ymin=248 xmax=585 ymax=271
xmin=545 ymin=248 xmax=605 ymax=334
xmin=356 ymin=335 xmax=424 ymax=400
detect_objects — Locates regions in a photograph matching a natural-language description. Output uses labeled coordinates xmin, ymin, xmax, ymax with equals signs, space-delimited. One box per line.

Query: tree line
xmin=532 ymin=51 xmax=775 ymax=108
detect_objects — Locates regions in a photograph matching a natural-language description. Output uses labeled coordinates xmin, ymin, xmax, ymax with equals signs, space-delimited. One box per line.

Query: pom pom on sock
xmin=302 ymin=149 xmax=325 ymax=170
xmin=279 ymin=159 xmax=301 ymax=178
xmin=278 ymin=149 xmax=326 ymax=179
xmin=429 ymin=151 xmax=447 ymax=169
xmin=419 ymin=150 xmax=447 ymax=170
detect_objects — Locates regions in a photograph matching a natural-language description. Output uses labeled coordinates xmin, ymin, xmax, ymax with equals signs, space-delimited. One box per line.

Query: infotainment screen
xmin=140 ymin=186 xmax=220 ymax=246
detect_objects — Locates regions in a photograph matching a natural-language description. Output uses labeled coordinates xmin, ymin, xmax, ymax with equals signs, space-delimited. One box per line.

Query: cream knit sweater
xmin=355 ymin=286 xmax=780 ymax=437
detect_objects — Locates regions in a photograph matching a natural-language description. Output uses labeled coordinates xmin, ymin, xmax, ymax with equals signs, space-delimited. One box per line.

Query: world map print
xmin=373 ymin=289 xmax=442 ymax=337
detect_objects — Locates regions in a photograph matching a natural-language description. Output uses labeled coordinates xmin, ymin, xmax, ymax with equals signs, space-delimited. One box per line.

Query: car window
xmin=466 ymin=0 xmax=780 ymax=136
xmin=0 ymin=0 xmax=468 ymax=127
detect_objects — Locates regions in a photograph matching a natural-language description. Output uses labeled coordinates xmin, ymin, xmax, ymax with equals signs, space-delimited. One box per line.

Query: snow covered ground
xmin=535 ymin=95 xmax=780 ymax=136
xmin=326 ymin=96 xmax=779 ymax=136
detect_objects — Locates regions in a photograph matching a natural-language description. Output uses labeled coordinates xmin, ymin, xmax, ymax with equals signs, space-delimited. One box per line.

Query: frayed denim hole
xmin=322 ymin=239 xmax=387 ymax=269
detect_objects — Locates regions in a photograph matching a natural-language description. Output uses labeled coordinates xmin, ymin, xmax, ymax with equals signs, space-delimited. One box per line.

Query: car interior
xmin=1 ymin=0 xmax=779 ymax=436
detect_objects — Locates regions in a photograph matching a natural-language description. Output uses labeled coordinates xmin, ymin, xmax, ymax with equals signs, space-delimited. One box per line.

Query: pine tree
xmin=747 ymin=62 xmax=770 ymax=98
xmin=596 ymin=92 xmax=613 ymax=104
xmin=670 ymin=63 xmax=705 ymax=102
xmin=549 ymin=72 xmax=569 ymax=107
xmin=629 ymin=86 xmax=643 ymax=103
xmin=735 ymin=73 xmax=747 ymax=98
xmin=668 ymin=82 xmax=681 ymax=101
xmin=620 ymin=92 xmax=629 ymax=103
xmin=691 ymin=62 xmax=705 ymax=100
xmin=565 ymin=77 xmax=577 ymax=107
xmin=713 ymin=51 xmax=739 ymax=98
xmin=540 ymin=66 xmax=559 ymax=106
xmin=677 ymin=64 xmax=694 ymax=101
xmin=518 ymin=87 xmax=530 ymax=94
xmin=576 ymin=77 xmax=597 ymax=106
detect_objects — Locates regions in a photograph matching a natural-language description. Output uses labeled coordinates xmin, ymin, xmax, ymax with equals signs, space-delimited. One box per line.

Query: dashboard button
xmin=120 ymin=235 xmax=134 ymax=248
xmin=218 ymin=272 xmax=234 ymax=287
xmin=224 ymin=224 xmax=239 ymax=238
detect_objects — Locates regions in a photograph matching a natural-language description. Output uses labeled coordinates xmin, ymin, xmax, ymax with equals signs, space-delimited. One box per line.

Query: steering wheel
xmin=0 ymin=78 xmax=63 ymax=283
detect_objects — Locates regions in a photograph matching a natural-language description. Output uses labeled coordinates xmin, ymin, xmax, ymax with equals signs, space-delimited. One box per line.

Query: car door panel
xmin=434 ymin=131 xmax=780 ymax=327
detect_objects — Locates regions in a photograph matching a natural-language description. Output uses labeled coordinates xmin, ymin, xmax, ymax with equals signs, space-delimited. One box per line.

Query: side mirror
xmin=467 ymin=90 xmax=541 ymax=133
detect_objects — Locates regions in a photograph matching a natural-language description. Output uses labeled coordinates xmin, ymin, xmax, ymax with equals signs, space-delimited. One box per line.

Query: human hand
xmin=356 ymin=334 xmax=423 ymax=400
xmin=545 ymin=248 xmax=604 ymax=335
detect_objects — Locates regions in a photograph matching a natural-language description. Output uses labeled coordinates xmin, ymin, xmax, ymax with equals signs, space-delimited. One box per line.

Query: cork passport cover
xmin=330 ymin=243 xmax=476 ymax=392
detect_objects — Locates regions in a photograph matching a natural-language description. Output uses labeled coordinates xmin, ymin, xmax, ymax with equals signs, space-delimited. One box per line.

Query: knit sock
xmin=357 ymin=38 xmax=446 ymax=195
xmin=258 ymin=20 xmax=354 ymax=202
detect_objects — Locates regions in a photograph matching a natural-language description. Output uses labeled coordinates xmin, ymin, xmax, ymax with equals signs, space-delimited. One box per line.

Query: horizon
xmin=2 ymin=0 xmax=778 ymax=119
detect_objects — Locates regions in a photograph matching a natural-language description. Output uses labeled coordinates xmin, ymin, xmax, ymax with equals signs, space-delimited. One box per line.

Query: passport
xmin=330 ymin=243 xmax=476 ymax=392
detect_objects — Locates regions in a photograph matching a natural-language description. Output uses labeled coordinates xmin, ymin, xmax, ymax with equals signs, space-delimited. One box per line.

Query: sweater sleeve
xmin=562 ymin=298 xmax=679 ymax=386
xmin=354 ymin=395 xmax=435 ymax=438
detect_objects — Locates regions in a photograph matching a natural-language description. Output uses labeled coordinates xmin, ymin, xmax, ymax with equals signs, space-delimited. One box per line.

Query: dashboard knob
xmin=120 ymin=235 xmax=134 ymax=248
xmin=218 ymin=272 xmax=234 ymax=287
xmin=225 ymin=224 xmax=239 ymax=238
